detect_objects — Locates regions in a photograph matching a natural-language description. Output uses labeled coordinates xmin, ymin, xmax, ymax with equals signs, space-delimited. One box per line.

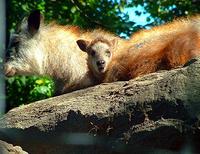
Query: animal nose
xmin=96 ymin=60 xmax=105 ymax=66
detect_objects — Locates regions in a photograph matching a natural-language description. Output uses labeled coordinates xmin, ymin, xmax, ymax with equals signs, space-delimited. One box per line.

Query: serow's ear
xmin=111 ymin=39 xmax=118 ymax=47
xmin=76 ymin=39 xmax=90 ymax=52
xmin=28 ymin=10 xmax=41 ymax=35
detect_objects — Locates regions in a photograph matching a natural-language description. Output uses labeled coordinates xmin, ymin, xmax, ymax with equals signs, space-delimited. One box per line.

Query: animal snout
xmin=4 ymin=63 xmax=16 ymax=77
xmin=96 ymin=60 xmax=105 ymax=66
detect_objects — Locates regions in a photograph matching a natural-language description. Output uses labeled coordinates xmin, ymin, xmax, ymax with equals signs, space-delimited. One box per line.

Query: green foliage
xmin=128 ymin=0 xmax=200 ymax=26
xmin=7 ymin=0 xmax=135 ymax=36
xmin=6 ymin=76 xmax=54 ymax=110
xmin=6 ymin=0 xmax=134 ymax=111
xmin=6 ymin=0 xmax=200 ymax=111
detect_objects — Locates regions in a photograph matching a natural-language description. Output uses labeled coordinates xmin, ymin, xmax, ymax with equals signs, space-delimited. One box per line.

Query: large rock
xmin=0 ymin=140 xmax=28 ymax=154
xmin=0 ymin=58 xmax=200 ymax=153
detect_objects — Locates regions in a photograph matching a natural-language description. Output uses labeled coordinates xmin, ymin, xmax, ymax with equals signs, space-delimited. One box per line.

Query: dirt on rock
xmin=0 ymin=58 xmax=200 ymax=154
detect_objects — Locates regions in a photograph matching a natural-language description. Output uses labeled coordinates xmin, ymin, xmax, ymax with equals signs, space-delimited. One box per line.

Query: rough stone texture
xmin=0 ymin=58 xmax=200 ymax=153
xmin=0 ymin=140 xmax=28 ymax=154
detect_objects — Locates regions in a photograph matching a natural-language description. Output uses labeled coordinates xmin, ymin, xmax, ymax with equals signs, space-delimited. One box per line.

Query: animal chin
xmin=98 ymin=66 xmax=105 ymax=73
xmin=4 ymin=64 xmax=16 ymax=77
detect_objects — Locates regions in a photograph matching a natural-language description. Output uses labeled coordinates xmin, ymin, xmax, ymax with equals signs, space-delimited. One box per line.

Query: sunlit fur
xmin=84 ymin=16 xmax=200 ymax=83
xmin=80 ymin=38 xmax=114 ymax=81
xmin=4 ymin=14 xmax=122 ymax=94
xmin=89 ymin=42 xmax=111 ymax=74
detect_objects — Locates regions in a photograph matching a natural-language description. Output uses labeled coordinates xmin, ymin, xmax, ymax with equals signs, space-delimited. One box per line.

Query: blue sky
xmin=124 ymin=5 xmax=152 ymax=26
xmin=120 ymin=5 xmax=153 ymax=37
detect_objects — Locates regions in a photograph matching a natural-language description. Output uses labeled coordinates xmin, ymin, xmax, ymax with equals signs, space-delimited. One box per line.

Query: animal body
xmin=4 ymin=10 xmax=123 ymax=94
xmin=77 ymin=16 xmax=200 ymax=83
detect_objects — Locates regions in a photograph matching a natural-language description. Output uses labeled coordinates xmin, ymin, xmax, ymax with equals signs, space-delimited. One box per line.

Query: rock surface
xmin=0 ymin=140 xmax=28 ymax=154
xmin=0 ymin=58 xmax=200 ymax=153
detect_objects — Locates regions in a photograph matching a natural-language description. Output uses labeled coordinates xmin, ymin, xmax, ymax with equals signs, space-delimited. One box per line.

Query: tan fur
xmin=76 ymin=37 xmax=128 ymax=83
xmin=83 ymin=16 xmax=200 ymax=83
xmin=4 ymin=11 xmax=122 ymax=95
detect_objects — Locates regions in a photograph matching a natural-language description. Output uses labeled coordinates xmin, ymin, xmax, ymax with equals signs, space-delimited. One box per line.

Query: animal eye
xmin=10 ymin=37 xmax=20 ymax=48
xmin=8 ymin=37 xmax=20 ymax=55
xmin=105 ymin=50 xmax=111 ymax=57
xmin=12 ymin=40 xmax=20 ymax=47
xmin=90 ymin=50 xmax=96 ymax=57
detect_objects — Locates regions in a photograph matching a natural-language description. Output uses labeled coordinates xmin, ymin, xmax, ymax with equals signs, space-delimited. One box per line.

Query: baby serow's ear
xmin=76 ymin=39 xmax=90 ymax=52
xmin=111 ymin=39 xmax=117 ymax=47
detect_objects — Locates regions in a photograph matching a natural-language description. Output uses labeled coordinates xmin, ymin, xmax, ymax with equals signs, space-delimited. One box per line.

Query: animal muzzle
xmin=96 ymin=60 xmax=105 ymax=72
xmin=4 ymin=63 xmax=16 ymax=77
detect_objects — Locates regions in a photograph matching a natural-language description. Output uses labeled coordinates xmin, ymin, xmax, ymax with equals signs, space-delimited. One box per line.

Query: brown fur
xmin=76 ymin=36 xmax=127 ymax=83
xmin=90 ymin=37 xmax=112 ymax=47
xmin=88 ymin=16 xmax=200 ymax=82
xmin=87 ymin=38 xmax=114 ymax=81
xmin=4 ymin=11 xmax=123 ymax=95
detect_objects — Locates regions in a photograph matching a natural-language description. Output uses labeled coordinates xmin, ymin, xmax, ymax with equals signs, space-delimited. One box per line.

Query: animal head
xmin=77 ymin=37 xmax=117 ymax=77
xmin=5 ymin=10 xmax=44 ymax=76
